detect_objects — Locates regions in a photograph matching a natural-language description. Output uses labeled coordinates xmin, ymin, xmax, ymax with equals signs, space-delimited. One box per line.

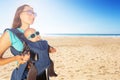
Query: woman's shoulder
xmin=2 ymin=29 xmax=24 ymax=51
xmin=0 ymin=30 xmax=11 ymax=46
xmin=2 ymin=29 xmax=20 ymax=45
xmin=5 ymin=29 xmax=15 ymax=42
xmin=1 ymin=30 xmax=10 ymax=39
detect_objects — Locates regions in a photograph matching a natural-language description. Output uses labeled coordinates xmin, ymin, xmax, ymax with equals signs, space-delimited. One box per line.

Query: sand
xmin=0 ymin=36 xmax=120 ymax=80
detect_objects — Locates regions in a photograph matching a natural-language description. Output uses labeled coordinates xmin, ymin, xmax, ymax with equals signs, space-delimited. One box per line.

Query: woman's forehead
xmin=23 ymin=6 xmax=33 ymax=11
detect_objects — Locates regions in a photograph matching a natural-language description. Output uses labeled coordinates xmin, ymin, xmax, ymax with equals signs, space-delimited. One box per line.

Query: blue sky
xmin=0 ymin=0 xmax=120 ymax=34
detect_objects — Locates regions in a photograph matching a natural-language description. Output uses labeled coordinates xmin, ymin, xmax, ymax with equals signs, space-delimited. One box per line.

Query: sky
xmin=0 ymin=0 xmax=120 ymax=34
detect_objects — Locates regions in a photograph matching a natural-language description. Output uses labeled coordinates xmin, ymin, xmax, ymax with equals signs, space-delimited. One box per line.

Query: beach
xmin=0 ymin=36 xmax=120 ymax=80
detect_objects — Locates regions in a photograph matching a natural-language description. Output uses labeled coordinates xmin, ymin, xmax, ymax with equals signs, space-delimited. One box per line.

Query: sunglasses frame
xmin=22 ymin=10 xmax=37 ymax=17
xmin=27 ymin=31 xmax=40 ymax=39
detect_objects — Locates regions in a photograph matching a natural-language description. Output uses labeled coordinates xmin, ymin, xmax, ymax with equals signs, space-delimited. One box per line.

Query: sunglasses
xmin=22 ymin=10 xmax=37 ymax=17
xmin=27 ymin=31 xmax=40 ymax=39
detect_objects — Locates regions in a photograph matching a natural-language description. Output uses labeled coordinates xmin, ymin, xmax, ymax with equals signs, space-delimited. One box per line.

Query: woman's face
xmin=20 ymin=6 xmax=36 ymax=25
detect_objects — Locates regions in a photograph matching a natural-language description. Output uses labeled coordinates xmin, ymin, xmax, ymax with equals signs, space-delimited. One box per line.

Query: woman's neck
xmin=20 ymin=24 xmax=30 ymax=31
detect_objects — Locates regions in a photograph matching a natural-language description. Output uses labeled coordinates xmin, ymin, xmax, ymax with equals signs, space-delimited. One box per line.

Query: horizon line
xmin=45 ymin=33 xmax=120 ymax=35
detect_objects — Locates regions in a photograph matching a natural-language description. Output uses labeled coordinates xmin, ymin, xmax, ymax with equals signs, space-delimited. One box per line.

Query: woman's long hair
xmin=12 ymin=4 xmax=30 ymax=28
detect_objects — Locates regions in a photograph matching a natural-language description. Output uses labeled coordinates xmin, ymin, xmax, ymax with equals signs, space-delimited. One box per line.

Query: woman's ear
xmin=20 ymin=13 xmax=22 ymax=19
xmin=19 ymin=13 xmax=24 ymax=21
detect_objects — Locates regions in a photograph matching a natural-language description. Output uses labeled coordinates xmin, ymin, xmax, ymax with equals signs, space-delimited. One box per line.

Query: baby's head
xmin=24 ymin=28 xmax=41 ymax=42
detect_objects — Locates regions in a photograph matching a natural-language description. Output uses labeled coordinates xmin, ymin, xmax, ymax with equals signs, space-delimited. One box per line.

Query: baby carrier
xmin=5 ymin=28 xmax=50 ymax=80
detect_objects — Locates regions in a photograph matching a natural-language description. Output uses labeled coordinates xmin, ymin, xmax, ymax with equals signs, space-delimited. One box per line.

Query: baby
xmin=24 ymin=28 xmax=57 ymax=55
xmin=24 ymin=28 xmax=57 ymax=77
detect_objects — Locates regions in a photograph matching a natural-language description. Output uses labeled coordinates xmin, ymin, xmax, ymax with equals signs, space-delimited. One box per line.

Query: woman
xmin=0 ymin=4 xmax=47 ymax=80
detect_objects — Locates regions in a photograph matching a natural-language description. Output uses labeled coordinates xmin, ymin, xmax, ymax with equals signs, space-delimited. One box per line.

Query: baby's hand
xmin=49 ymin=47 xmax=56 ymax=53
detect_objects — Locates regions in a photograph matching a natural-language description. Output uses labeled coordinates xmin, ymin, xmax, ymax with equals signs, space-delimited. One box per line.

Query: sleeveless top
xmin=6 ymin=28 xmax=24 ymax=51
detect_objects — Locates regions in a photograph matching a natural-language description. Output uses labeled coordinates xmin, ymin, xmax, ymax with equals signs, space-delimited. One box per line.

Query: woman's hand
xmin=16 ymin=52 xmax=30 ymax=64
xmin=22 ymin=52 xmax=30 ymax=62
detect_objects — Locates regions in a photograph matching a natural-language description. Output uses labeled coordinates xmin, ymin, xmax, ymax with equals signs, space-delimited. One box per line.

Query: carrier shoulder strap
xmin=5 ymin=28 xmax=25 ymax=42
xmin=5 ymin=28 xmax=29 ymax=51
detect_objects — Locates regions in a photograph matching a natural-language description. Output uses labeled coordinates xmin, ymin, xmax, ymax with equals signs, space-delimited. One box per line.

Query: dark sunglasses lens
xmin=36 ymin=32 xmax=39 ymax=35
xmin=31 ymin=34 xmax=35 ymax=38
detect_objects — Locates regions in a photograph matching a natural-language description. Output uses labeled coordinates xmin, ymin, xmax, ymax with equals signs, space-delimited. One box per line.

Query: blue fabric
xmin=6 ymin=28 xmax=50 ymax=79
xmin=11 ymin=63 xmax=27 ymax=80
xmin=10 ymin=45 xmax=28 ymax=80
xmin=26 ymin=40 xmax=51 ymax=75
xmin=9 ymin=28 xmax=51 ymax=75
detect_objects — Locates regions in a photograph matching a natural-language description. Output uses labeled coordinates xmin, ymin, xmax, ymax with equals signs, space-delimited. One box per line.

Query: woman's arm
xmin=0 ymin=32 xmax=23 ymax=65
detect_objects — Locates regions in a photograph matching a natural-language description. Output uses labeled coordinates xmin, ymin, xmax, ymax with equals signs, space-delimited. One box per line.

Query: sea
xmin=44 ymin=33 xmax=120 ymax=37
xmin=1 ymin=33 xmax=120 ymax=37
